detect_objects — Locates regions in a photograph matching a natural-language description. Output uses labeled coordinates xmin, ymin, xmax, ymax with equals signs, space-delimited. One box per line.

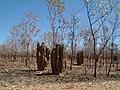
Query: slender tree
xmin=67 ymin=10 xmax=81 ymax=70
xmin=47 ymin=0 xmax=67 ymax=47
xmin=11 ymin=12 xmax=40 ymax=66
xmin=83 ymin=0 xmax=119 ymax=77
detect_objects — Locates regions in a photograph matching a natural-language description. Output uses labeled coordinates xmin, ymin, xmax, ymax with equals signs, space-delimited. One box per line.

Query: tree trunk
xmin=94 ymin=59 xmax=98 ymax=78
xmin=107 ymin=49 xmax=113 ymax=77
xmin=93 ymin=39 xmax=97 ymax=78
xmin=26 ymin=44 xmax=29 ymax=66
xmin=70 ymin=39 xmax=74 ymax=70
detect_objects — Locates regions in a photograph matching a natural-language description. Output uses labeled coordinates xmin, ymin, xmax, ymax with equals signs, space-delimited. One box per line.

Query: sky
xmin=0 ymin=0 xmax=83 ymax=44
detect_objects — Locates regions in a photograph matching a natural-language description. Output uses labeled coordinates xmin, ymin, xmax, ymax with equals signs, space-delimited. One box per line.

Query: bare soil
xmin=0 ymin=59 xmax=120 ymax=90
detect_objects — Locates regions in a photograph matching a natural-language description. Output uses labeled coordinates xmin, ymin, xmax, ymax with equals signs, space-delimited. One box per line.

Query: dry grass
xmin=0 ymin=58 xmax=120 ymax=90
